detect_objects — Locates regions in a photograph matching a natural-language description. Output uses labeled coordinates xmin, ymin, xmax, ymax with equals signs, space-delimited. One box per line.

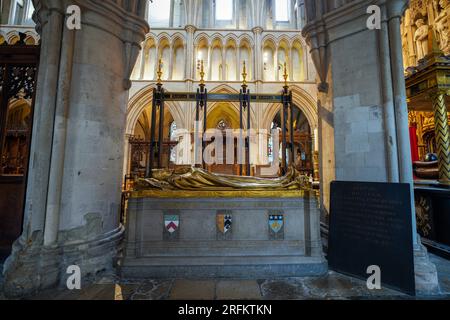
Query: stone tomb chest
xmin=122 ymin=168 xmax=327 ymax=278
xmin=122 ymin=191 xmax=326 ymax=278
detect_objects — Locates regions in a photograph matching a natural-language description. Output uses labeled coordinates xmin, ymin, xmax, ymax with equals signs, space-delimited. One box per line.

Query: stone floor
xmin=1 ymin=254 xmax=450 ymax=300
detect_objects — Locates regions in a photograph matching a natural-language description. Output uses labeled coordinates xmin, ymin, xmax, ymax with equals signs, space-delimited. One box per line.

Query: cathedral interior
xmin=0 ymin=0 xmax=449 ymax=301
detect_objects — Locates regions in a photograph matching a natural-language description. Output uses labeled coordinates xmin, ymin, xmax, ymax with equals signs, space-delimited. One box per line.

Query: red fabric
xmin=409 ymin=126 xmax=420 ymax=162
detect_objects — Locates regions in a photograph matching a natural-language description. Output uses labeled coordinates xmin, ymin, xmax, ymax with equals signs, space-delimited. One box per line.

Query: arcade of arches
xmin=0 ymin=0 xmax=447 ymax=297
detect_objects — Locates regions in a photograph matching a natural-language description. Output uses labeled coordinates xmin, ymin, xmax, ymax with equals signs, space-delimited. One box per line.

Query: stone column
xmin=430 ymin=91 xmax=450 ymax=183
xmin=252 ymin=27 xmax=263 ymax=82
xmin=207 ymin=45 xmax=212 ymax=80
xmin=303 ymin=0 xmax=439 ymax=295
xmin=154 ymin=45 xmax=160 ymax=79
xmin=289 ymin=47 xmax=294 ymax=81
xmin=3 ymin=0 xmax=148 ymax=297
xmin=275 ymin=47 xmax=279 ymax=81
xmin=183 ymin=44 xmax=188 ymax=79
xmin=387 ymin=0 xmax=441 ymax=296
xmin=387 ymin=0 xmax=418 ymax=245
xmin=139 ymin=47 xmax=146 ymax=80
xmin=169 ymin=44 xmax=174 ymax=80
xmin=236 ymin=47 xmax=241 ymax=81
xmin=185 ymin=25 xmax=196 ymax=81
xmin=222 ymin=47 xmax=226 ymax=81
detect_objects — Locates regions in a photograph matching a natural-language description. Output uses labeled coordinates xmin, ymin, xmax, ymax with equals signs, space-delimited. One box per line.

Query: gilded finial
xmin=157 ymin=59 xmax=163 ymax=85
xmin=242 ymin=61 xmax=247 ymax=87
xmin=283 ymin=62 xmax=289 ymax=88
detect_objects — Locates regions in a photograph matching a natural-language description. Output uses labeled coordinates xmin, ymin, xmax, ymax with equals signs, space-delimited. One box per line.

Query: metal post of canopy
xmin=146 ymin=88 xmax=157 ymax=177
xmin=146 ymin=60 xmax=292 ymax=177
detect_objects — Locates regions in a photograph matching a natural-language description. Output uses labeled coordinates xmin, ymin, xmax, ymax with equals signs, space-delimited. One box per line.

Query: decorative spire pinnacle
xmin=198 ymin=60 xmax=205 ymax=85
xmin=156 ymin=59 xmax=163 ymax=85
xmin=242 ymin=61 xmax=248 ymax=87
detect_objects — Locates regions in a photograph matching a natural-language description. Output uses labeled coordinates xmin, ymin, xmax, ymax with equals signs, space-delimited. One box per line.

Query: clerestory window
xmin=275 ymin=0 xmax=289 ymax=22
xmin=215 ymin=0 xmax=233 ymax=21
xmin=148 ymin=0 xmax=172 ymax=27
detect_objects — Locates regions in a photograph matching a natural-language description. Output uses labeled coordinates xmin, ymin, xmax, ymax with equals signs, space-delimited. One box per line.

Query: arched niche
xmin=211 ymin=38 xmax=223 ymax=81
xmin=292 ymin=40 xmax=305 ymax=81
xmin=158 ymin=37 xmax=171 ymax=80
xmin=206 ymin=102 xmax=240 ymax=129
xmin=125 ymin=85 xmax=185 ymax=177
xmin=172 ymin=37 xmax=185 ymax=80
xmin=8 ymin=34 xmax=20 ymax=45
xmin=225 ymin=39 xmax=237 ymax=81
xmin=262 ymin=86 xmax=318 ymax=133
xmin=1 ymin=98 xmax=32 ymax=175
xmin=196 ymin=37 xmax=209 ymax=80
xmin=277 ymin=39 xmax=290 ymax=81
xmin=263 ymin=40 xmax=276 ymax=81
xmin=239 ymin=40 xmax=252 ymax=81
xmin=143 ymin=37 xmax=157 ymax=80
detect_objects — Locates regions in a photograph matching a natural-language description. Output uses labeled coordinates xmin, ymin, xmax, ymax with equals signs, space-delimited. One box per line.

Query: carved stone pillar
xmin=185 ymin=24 xmax=196 ymax=81
xmin=2 ymin=0 xmax=148 ymax=298
xmin=222 ymin=47 xmax=226 ymax=81
xmin=303 ymin=0 xmax=439 ymax=295
xmin=139 ymin=46 xmax=146 ymax=80
xmin=169 ymin=44 xmax=174 ymax=80
xmin=430 ymin=91 xmax=450 ymax=183
xmin=387 ymin=0 xmax=420 ymax=246
xmin=252 ymin=26 xmax=263 ymax=82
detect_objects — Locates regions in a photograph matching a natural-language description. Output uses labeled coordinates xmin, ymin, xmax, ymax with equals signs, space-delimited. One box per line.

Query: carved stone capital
xmin=302 ymin=21 xmax=329 ymax=93
xmin=386 ymin=0 xmax=410 ymax=20
xmin=185 ymin=24 xmax=197 ymax=34
xmin=251 ymin=26 xmax=264 ymax=35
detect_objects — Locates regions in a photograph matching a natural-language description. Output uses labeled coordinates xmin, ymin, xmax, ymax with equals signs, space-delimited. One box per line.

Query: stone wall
xmin=122 ymin=195 xmax=327 ymax=278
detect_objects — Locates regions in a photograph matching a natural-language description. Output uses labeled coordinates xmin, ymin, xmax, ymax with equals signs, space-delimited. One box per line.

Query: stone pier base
xmin=2 ymin=226 xmax=124 ymax=298
xmin=414 ymin=241 xmax=441 ymax=295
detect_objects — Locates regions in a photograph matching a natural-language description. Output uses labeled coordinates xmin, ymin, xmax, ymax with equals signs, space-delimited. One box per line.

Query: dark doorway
xmin=0 ymin=44 xmax=40 ymax=260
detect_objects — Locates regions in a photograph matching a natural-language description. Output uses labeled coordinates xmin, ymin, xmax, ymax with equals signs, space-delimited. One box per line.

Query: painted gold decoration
xmin=156 ymin=59 xmax=163 ymax=85
xmin=129 ymin=189 xmax=307 ymax=199
xmin=409 ymin=110 xmax=418 ymax=126
xmin=430 ymin=91 xmax=450 ymax=183
xmin=283 ymin=62 xmax=289 ymax=88
xmin=242 ymin=61 xmax=247 ymax=87
xmin=409 ymin=0 xmax=428 ymax=21
xmin=199 ymin=60 xmax=205 ymax=85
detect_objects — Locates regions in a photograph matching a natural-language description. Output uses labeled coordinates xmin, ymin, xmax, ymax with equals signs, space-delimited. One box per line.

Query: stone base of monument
xmin=414 ymin=241 xmax=441 ymax=295
xmin=2 ymin=225 xmax=124 ymax=298
xmin=122 ymin=191 xmax=327 ymax=279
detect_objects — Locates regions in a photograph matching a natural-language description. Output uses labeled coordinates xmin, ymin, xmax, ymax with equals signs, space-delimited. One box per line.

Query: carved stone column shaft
xmin=3 ymin=0 xmax=148 ymax=298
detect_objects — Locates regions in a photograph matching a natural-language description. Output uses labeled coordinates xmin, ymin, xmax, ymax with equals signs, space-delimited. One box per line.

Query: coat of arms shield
xmin=269 ymin=213 xmax=284 ymax=240
xmin=269 ymin=215 xmax=284 ymax=233
xmin=164 ymin=215 xmax=179 ymax=234
xmin=217 ymin=213 xmax=232 ymax=234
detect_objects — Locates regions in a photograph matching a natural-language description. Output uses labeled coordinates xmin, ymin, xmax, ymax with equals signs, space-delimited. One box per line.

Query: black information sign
xmin=329 ymin=181 xmax=416 ymax=295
